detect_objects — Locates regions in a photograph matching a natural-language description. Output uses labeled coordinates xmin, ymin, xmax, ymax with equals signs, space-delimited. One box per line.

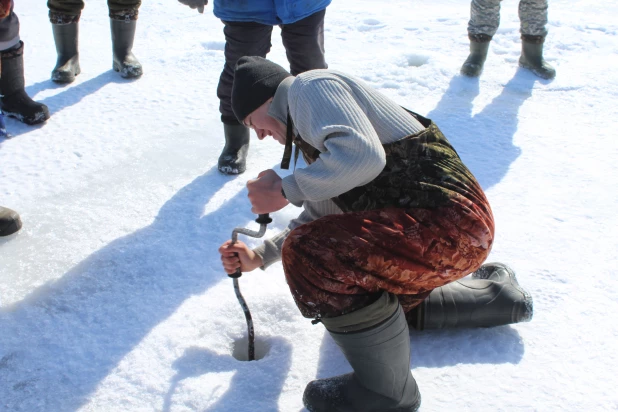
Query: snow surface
xmin=1 ymin=0 xmax=618 ymax=410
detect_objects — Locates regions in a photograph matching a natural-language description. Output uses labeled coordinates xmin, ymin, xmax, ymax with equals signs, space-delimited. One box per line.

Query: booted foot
xmin=112 ymin=57 xmax=142 ymax=78
xmin=413 ymin=262 xmax=533 ymax=330
xmin=461 ymin=34 xmax=491 ymax=77
xmin=1 ymin=42 xmax=50 ymax=125
xmin=472 ymin=262 xmax=533 ymax=323
xmin=304 ymin=293 xmax=421 ymax=412
xmin=304 ymin=374 xmax=421 ymax=412
xmin=519 ymin=35 xmax=556 ymax=80
xmin=51 ymin=22 xmax=81 ymax=84
xmin=111 ymin=19 xmax=143 ymax=79
xmin=52 ymin=56 xmax=81 ymax=84
xmin=218 ymin=123 xmax=250 ymax=175
xmin=0 ymin=206 xmax=22 ymax=236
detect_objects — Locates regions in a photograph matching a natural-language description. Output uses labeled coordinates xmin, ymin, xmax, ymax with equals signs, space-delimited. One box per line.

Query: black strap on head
xmin=280 ymin=111 xmax=294 ymax=170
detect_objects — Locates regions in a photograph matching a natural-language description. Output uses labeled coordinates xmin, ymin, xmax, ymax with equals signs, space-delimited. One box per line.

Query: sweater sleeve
xmin=281 ymin=77 xmax=386 ymax=206
xmin=252 ymin=199 xmax=342 ymax=269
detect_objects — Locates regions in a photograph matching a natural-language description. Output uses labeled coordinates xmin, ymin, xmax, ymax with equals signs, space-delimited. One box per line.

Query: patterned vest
xmin=282 ymin=110 xmax=486 ymax=213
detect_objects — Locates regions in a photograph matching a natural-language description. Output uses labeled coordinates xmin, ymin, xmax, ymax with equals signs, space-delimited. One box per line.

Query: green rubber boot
xmin=303 ymin=292 xmax=421 ymax=412
xmin=51 ymin=22 xmax=81 ymax=84
xmin=519 ymin=35 xmax=556 ymax=80
xmin=0 ymin=206 xmax=22 ymax=236
xmin=413 ymin=262 xmax=533 ymax=330
xmin=461 ymin=34 xmax=492 ymax=77
xmin=218 ymin=123 xmax=250 ymax=175
xmin=110 ymin=19 xmax=143 ymax=79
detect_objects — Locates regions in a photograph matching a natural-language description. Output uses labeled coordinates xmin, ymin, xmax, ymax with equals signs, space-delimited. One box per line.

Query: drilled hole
xmin=232 ymin=336 xmax=270 ymax=361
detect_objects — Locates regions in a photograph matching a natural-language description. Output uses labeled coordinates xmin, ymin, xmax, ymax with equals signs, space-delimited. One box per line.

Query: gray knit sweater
xmin=253 ymin=70 xmax=425 ymax=268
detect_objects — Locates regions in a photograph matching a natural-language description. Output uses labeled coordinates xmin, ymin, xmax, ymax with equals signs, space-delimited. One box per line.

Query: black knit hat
xmin=231 ymin=56 xmax=292 ymax=123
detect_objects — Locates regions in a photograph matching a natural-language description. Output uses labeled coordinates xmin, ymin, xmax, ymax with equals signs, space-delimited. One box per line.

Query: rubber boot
xmin=0 ymin=42 xmax=50 ymax=125
xmin=412 ymin=262 xmax=533 ymax=330
xmin=303 ymin=292 xmax=421 ymax=412
xmin=110 ymin=19 xmax=142 ymax=79
xmin=460 ymin=34 xmax=492 ymax=77
xmin=51 ymin=23 xmax=80 ymax=84
xmin=0 ymin=206 xmax=22 ymax=236
xmin=218 ymin=123 xmax=250 ymax=175
xmin=519 ymin=35 xmax=556 ymax=80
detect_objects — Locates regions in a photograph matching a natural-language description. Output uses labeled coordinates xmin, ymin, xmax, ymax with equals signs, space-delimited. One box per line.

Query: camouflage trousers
xmin=468 ymin=0 xmax=548 ymax=38
xmin=281 ymin=198 xmax=495 ymax=320
xmin=48 ymin=0 xmax=141 ymax=24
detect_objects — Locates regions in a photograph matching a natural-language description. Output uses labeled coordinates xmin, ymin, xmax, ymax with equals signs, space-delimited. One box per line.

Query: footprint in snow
xmin=358 ymin=18 xmax=386 ymax=32
xmin=201 ymin=41 xmax=225 ymax=51
xmin=402 ymin=53 xmax=430 ymax=67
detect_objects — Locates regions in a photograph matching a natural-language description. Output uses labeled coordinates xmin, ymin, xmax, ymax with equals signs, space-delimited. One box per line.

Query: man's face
xmin=243 ymin=98 xmax=286 ymax=145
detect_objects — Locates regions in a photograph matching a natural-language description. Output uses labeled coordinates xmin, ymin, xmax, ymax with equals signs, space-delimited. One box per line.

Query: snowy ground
xmin=1 ymin=0 xmax=618 ymax=410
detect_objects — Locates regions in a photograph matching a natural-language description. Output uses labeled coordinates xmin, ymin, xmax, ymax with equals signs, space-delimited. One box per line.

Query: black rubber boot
xmin=461 ymin=34 xmax=492 ymax=77
xmin=110 ymin=19 xmax=142 ymax=79
xmin=519 ymin=35 xmax=556 ymax=80
xmin=0 ymin=206 xmax=22 ymax=236
xmin=51 ymin=23 xmax=81 ymax=84
xmin=413 ymin=262 xmax=533 ymax=330
xmin=303 ymin=293 xmax=421 ymax=412
xmin=218 ymin=123 xmax=250 ymax=175
xmin=0 ymin=42 xmax=50 ymax=125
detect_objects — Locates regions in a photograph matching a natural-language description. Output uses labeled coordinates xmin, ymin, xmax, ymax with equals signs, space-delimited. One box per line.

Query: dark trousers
xmin=47 ymin=0 xmax=141 ymax=20
xmin=217 ymin=9 xmax=327 ymax=125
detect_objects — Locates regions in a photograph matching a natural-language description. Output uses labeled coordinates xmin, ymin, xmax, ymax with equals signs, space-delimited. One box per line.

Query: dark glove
xmin=178 ymin=0 xmax=207 ymax=13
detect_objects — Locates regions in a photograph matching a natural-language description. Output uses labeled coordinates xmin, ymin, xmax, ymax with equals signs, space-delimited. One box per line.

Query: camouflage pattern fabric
xmin=282 ymin=203 xmax=494 ymax=319
xmin=282 ymin=112 xmax=494 ymax=319
xmin=467 ymin=0 xmax=548 ymax=38
xmin=293 ymin=111 xmax=491 ymax=218
xmin=47 ymin=0 xmax=141 ymax=22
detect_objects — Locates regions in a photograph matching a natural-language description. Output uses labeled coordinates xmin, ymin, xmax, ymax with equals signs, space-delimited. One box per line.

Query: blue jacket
xmin=214 ymin=0 xmax=331 ymax=26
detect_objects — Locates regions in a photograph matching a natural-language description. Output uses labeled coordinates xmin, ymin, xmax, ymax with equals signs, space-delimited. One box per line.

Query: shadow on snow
xmin=0 ymin=166 xmax=292 ymax=410
xmin=0 ymin=70 xmax=136 ymax=142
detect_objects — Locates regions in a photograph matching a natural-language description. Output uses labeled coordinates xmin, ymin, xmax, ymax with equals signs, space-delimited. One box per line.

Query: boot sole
xmin=52 ymin=69 xmax=80 ymax=84
xmin=461 ymin=63 xmax=483 ymax=77
xmin=2 ymin=109 xmax=50 ymax=126
xmin=113 ymin=63 xmax=143 ymax=79
xmin=472 ymin=263 xmax=534 ymax=322
xmin=518 ymin=61 xmax=556 ymax=80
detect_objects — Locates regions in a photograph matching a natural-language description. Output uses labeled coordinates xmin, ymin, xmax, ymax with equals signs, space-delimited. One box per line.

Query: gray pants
xmin=0 ymin=5 xmax=19 ymax=51
xmin=468 ymin=0 xmax=548 ymax=38
xmin=217 ymin=9 xmax=327 ymax=125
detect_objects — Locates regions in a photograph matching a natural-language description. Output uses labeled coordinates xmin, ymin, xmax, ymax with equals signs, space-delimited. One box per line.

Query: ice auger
xmin=228 ymin=213 xmax=272 ymax=361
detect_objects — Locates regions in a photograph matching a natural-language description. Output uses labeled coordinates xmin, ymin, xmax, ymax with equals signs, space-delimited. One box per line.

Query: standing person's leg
xmin=518 ymin=0 xmax=555 ymax=79
xmin=280 ymin=9 xmax=327 ymax=76
xmin=461 ymin=0 xmax=501 ymax=76
xmin=108 ymin=0 xmax=142 ymax=78
xmin=282 ymin=205 xmax=494 ymax=411
xmin=48 ymin=0 xmax=83 ymax=83
xmin=0 ymin=7 xmax=50 ymax=124
xmin=216 ymin=21 xmax=273 ymax=175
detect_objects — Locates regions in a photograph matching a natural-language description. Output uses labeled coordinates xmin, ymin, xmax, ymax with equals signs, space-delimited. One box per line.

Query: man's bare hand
xmin=247 ymin=169 xmax=290 ymax=214
xmin=218 ymin=240 xmax=263 ymax=274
